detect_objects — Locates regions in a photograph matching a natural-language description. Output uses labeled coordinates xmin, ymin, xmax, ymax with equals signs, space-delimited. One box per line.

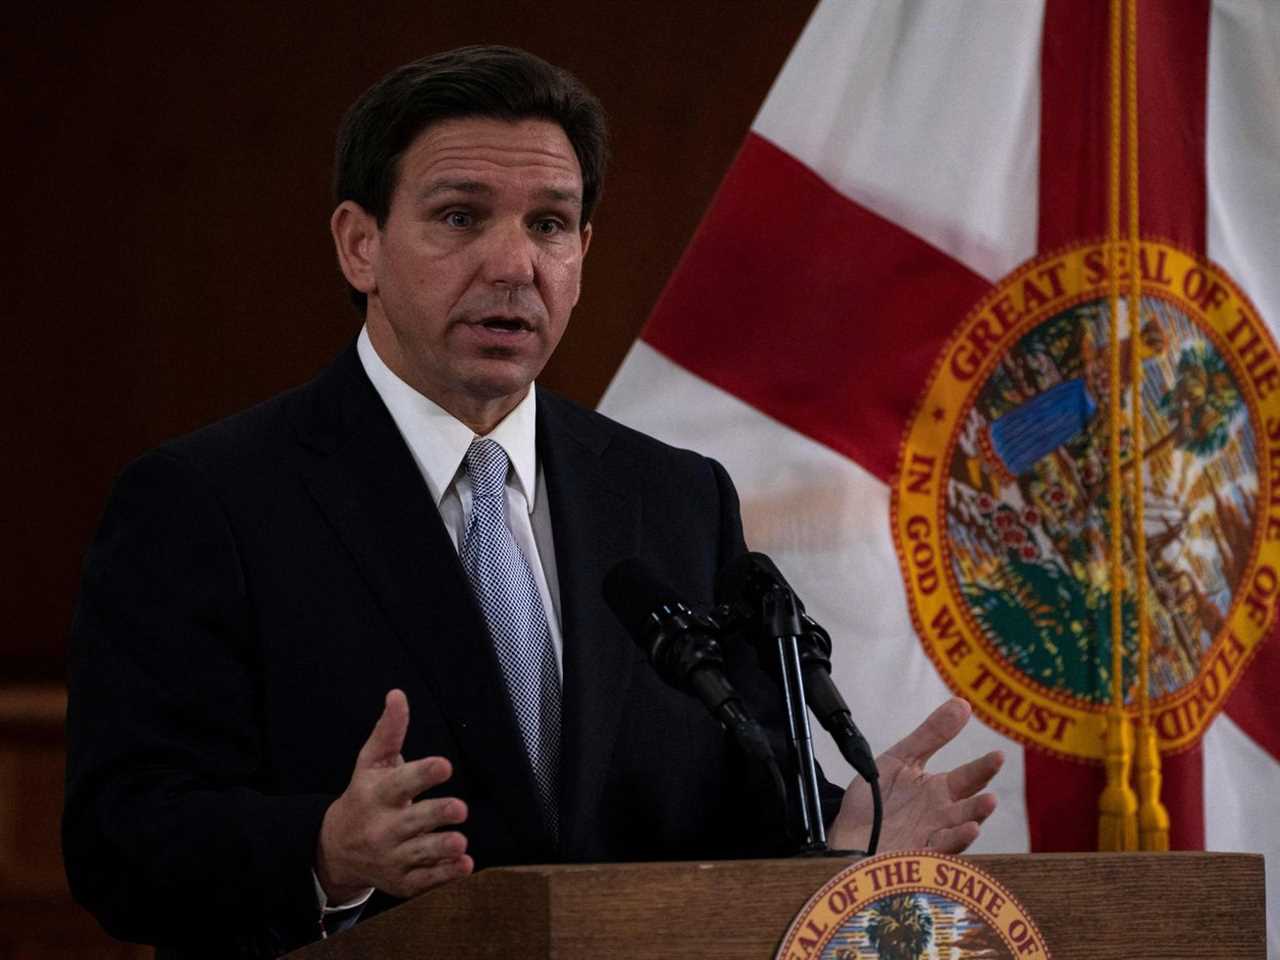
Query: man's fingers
xmin=356 ymin=689 xmax=410 ymax=770
xmin=930 ymin=791 xmax=997 ymax=834
xmin=374 ymin=756 xmax=455 ymax=807
xmin=397 ymin=854 xmax=475 ymax=898
xmin=883 ymin=698 xmax=972 ymax=767
xmin=393 ymin=794 xmax=468 ymax=839
xmin=945 ymin=749 xmax=1004 ymax=800
xmin=926 ymin=821 xmax=982 ymax=854
xmin=398 ymin=828 xmax=468 ymax=867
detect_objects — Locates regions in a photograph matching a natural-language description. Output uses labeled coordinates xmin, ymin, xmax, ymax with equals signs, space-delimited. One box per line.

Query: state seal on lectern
xmin=775 ymin=851 xmax=1048 ymax=960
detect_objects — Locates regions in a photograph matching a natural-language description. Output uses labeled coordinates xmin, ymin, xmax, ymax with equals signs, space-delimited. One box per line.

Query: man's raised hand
xmin=315 ymin=689 xmax=473 ymax=901
xmin=829 ymin=698 xmax=1003 ymax=855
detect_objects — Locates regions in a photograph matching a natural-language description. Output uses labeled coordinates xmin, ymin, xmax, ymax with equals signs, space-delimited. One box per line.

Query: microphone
xmin=602 ymin=558 xmax=778 ymax=771
xmin=716 ymin=553 xmax=879 ymax=785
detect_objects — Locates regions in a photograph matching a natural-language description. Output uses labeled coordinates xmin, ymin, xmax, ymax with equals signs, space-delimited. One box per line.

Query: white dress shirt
xmin=313 ymin=329 xmax=567 ymax=924
xmin=355 ymin=326 xmax=565 ymax=670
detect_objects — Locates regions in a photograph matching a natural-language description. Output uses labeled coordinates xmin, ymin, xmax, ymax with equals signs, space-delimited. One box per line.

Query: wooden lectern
xmin=290 ymin=852 xmax=1265 ymax=959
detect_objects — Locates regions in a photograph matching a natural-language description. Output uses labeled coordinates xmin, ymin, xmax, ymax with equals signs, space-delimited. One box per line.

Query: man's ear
xmin=572 ymin=221 xmax=593 ymax=306
xmin=330 ymin=201 xmax=380 ymax=296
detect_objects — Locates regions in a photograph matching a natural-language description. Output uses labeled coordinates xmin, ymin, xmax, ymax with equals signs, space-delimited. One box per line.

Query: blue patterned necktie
xmin=461 ymin=438 xmax=561 ymax=838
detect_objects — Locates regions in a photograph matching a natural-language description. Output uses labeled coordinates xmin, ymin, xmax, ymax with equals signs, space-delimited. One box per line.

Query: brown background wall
xmin=3 ymin=1 xmax=816 ymax=952
xmin=6 ymin=1 xmax=818 ymax=679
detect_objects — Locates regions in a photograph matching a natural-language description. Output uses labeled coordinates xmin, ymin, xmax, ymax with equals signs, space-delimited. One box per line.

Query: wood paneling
xmin=0 ymin=687 xmax=149 ymax=957
xmin=5 ymin=2 xmax=817 ymax=677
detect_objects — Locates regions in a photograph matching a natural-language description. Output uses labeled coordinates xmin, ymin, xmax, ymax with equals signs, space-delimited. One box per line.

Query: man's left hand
xmin=828 ymin=698 xmax=1003 ymax=854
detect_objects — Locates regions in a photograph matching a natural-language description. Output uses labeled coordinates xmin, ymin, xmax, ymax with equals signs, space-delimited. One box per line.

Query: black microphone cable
xmin=797 ymin=613 xmax=882 ymax=855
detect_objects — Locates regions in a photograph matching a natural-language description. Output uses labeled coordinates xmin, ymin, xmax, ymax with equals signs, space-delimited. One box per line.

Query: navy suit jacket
xmin=63 ymin=344 xmax=834 ymax=957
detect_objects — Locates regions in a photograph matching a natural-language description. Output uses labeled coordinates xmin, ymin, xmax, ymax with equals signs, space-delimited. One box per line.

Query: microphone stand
xmin=762 ymin=585 xmax=827 ymax=854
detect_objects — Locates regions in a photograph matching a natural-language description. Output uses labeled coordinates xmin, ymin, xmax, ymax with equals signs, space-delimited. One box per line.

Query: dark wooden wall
xmin=5 ymin=1 xmax=817 ymax=679
xmin=2 ymin=2 xmax=816 ymax=953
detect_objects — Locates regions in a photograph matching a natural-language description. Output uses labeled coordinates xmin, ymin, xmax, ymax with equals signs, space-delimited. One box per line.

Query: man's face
xmin=352 ymin=117 xmax=591 ymax=427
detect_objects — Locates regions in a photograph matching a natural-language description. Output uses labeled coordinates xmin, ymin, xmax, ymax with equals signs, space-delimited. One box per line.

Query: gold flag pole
xmin=1098 ymin=0 xmax=1138 ymax=853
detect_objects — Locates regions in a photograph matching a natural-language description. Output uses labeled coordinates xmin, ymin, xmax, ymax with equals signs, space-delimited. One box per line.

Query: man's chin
xmin=457 ymin=362 xmax=542 ymax=407
xmin=470 ymin=348 xmax=548 ymax=383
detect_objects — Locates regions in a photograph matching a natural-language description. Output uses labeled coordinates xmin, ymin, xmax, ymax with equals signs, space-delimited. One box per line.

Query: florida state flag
xmin=601 ymin=1 xmax=1280 ymax=951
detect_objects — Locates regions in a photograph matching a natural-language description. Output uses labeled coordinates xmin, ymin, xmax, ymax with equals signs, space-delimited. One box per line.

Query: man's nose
xmin=480 ymin=220 xmax=536 ymax=288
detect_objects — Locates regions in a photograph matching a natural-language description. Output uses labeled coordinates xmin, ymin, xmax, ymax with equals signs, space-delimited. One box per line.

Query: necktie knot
xmin=465 ymin=438 xmax=509 ymax=500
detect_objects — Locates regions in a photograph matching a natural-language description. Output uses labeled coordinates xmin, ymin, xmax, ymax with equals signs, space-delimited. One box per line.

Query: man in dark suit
xmin=63 ymin=46 xmax=1001 ymax=958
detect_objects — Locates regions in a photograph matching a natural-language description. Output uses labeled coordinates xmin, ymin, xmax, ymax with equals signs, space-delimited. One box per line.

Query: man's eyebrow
xmin=534 ymin=186 xmax=582 ymax=207
xmin=417 ymin=180 xmax=582 ymax=207
xmin=419 ymin=179 xmax=491 ymax=200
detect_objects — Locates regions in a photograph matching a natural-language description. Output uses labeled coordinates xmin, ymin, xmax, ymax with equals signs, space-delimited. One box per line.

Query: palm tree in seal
xmin=865 ymin=894 xmax=934 ymax=960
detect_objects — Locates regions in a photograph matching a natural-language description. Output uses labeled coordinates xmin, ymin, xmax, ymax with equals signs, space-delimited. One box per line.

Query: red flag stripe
xmin=1136 ymin=0 xmax=1209 ymax=251
xmin=1024 ymin=744 xmax=1206 ymax=852
xmin=642 ymin=133 xmax=992 ymax=485
xmin=1028 ymin=0 xmax=1213 ymax=852
xmin=1038 ymin=1 xmax=1209 ymax=250
xmin=1037 ymin=0 xmax=1110 ymax=249
xmin=1224 ymin=625 xmax=1280 ymax=761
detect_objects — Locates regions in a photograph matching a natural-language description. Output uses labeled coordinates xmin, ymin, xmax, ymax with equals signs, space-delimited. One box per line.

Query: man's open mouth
xmin=479 ymin=317 xmax=531 ymax=333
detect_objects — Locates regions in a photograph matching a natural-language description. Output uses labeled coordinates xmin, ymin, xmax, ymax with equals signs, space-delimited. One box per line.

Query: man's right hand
xmin=315 ymin=689 xmax=473 ymax=901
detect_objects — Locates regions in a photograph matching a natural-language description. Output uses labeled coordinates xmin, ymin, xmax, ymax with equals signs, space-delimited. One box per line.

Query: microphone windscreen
xmin=715 ymin=551 xmax=791 ymax=613
xmin=602 ymin=557 xmax=680 ymax=638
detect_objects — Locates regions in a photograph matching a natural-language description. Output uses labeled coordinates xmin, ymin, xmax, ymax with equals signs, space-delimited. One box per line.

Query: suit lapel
xmin=538 ymin=392 xmax=640 ymax=859
xmin=290 ymin=346 xmax=550 ymax=855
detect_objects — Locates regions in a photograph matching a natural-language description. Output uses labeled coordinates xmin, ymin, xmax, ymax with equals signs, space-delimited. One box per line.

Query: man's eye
xmin=532 ymin=219 xmax=564 ymax=236
xmin=444 ymin=211 xmax=473 ymax=228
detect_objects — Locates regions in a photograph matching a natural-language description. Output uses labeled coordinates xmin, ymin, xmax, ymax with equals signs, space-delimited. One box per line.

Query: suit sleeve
xmin=63 ymin=450 xmax=333 ymax=956
xmin=707 ymin=457 xmax=748 ymax=572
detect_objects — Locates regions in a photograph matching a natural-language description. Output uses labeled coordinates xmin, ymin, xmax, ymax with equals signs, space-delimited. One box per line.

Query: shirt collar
xmin=356 ymin=326 xmax=539 ymax=512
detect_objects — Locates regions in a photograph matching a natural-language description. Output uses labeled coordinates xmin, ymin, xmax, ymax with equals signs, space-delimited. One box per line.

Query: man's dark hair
xmin=334 ymin=45 xmax=609 ymax=313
